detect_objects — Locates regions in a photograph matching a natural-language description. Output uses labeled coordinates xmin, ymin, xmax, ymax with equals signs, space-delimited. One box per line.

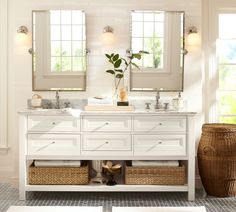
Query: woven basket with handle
xmin=197 ymin=123 xmax=236 ymax=197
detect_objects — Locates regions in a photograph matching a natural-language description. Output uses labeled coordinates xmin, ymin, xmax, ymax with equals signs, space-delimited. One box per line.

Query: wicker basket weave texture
xmin=198 ymin=123 xmax=236 ymax=197
xmin=125 ymin=164 xmax=186 ymax=185
xmin=29 ymin=162 xmax=89 ymax=185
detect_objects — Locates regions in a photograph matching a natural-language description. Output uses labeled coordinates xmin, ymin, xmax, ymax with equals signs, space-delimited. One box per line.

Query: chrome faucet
xmin=55 ymin=91 xmax=60 ymax=109
xmin=155 ymin=90 xmax=162 ymax=109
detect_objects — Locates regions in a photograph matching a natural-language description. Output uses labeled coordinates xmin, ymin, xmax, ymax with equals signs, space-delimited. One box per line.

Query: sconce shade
xmin=17 ymin=26 xmax=28 ymax=34
xmin=102 ymin=26 xmax=115 ymax=45
xmin=187 ymin=26 xmax=200 ymax=46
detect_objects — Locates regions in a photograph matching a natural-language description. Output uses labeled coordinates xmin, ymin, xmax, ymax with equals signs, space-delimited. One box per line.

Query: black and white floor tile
xmin=0 ymin=184 xmax=236 ymax=212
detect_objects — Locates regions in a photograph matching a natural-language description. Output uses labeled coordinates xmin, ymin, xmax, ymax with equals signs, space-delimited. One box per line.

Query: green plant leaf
xmin=105 ymin=54 xmax=111 ymax=59
xmin=106 ymin=70 xmax=115 ymax=75
xmin=121 ymin=58 xmax=128 ymax=66
xmin=132 ymin=53 xmax=141 ymax=60
xmin=115 ymin=69 xmax=123 ymax=73
xmin=139 ymin=50 xmax=149 ymax=54
xmin=116 ymin=73 xmax=123 ymax=78
xmin=114 ymin=59 xmax=122 ymax=68
xmin=108 ymin=59 xmax=114 ymax=64
xmin=131 ymin=62 xmax=140 ymax=69
xmin=113 ymin=54 xmax=119 ymax=61
xmin=111 ymin=53 xmax=114 ymax=57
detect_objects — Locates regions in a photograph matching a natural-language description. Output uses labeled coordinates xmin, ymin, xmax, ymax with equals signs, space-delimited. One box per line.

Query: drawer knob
xmin=105 ymin=122 xmax=109 ymax=125
xmin=105 ymin=141 xmax=109 ymax=144
xmin=159 ymin=123 xmax=163 ymax=125
xmin=52 ymin=122 xmax=56 ymax=125
xmin=158 ymin=141 xmax=162 ymax=144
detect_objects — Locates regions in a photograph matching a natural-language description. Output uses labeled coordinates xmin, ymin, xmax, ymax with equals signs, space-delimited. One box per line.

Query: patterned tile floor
xmin=0 ymin=183 xmax=236 ymax=212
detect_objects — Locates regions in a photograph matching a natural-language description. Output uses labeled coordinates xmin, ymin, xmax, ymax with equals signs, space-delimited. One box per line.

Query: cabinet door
xmin=27 ymin=134 xmax=80 ymax=156
xmin=82 ymin=134 xmax=132 ymax=156
xmin=134 ymin=116 xmax=186 ymax=132
xmin=28 ymin=116 xmax=80 ymax=132
xmin=134 ymin=134 xmax=186 ymax=156
xmin=82 ymin=115 xmax=131 ymax=132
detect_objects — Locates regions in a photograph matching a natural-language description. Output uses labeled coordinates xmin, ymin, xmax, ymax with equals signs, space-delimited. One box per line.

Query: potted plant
xmin=105 ymin=51 xmax=148 ymax=101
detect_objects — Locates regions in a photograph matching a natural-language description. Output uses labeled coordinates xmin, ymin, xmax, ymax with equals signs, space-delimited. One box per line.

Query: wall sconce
xmin=17 ymin=26 xmax=28 ymax=34
xmin=102 ymin=26 xmax=115 ymax=45
xmin=187 ymin=26 xmax=200 ymax=46
xmin=16 ymin=25 xmax=29 ymax=46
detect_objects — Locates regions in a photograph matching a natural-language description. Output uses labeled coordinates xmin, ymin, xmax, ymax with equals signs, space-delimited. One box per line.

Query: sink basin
xmin=31 ymin=108 xmax=82 ymax=117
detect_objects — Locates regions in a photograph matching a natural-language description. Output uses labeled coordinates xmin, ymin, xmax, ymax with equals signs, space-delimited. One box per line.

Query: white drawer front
xmin=134 ymin=116 xmax=186 ymax=132
xmin=82 ymin=115 xmax=131 ymax=132
xmin=27 ymin=134 xmax=80 ymax=156
xmin=134 ymin=135 xmax=186 ymax=156
xmin=82 ymin=134 xmax=132 ymax=155
xmin=28 ymin=116 xmax=80 ymax=132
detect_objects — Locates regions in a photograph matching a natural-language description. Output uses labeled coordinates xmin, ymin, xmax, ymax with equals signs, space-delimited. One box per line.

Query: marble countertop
xmin=18 ymin=108 xmax=197 ymax=116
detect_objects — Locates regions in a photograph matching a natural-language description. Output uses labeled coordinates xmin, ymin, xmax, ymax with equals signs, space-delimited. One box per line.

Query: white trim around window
xmin=202 ymin=0 xmax=236 ymax=123
xmin=0 ymin=0 xmax=8 ymax=152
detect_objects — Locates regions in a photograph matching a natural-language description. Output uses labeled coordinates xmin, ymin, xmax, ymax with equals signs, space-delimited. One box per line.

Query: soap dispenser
xmin=172 ymin=92 xmax=184 ymax=110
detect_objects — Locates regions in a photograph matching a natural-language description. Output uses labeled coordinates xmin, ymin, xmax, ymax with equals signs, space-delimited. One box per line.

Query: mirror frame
xmin=31 ymin=10 xmax=87 ymax=91
xmin=129 ymin=10 xmax=185 ymax=92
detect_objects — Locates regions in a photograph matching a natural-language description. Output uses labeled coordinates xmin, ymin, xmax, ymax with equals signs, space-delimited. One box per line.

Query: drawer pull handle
xmin=35 ymin=141 xmax=55 ymax=152
xmin=92 ymin=141 xmax=109 ymax=151
xmin=159 ymin=123 xmax=163 ymax=125
xmin=92 ymin=122 xmax=109 ymax=131
xmin=146 ymin=140 xmax=163 ymax=152
xmin=52 ymin=122 xmax=56 ymax=125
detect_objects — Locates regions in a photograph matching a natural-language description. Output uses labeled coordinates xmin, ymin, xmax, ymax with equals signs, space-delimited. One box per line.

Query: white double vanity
xmin=19 ymin=109 xmax=196 ymax=201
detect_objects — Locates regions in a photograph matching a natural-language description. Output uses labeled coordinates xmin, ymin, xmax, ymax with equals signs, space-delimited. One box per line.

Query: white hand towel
xmin=132 ymin=160 xmax=179 ymax=167
xmin=34 ymin=160 xmax=81 ymax=167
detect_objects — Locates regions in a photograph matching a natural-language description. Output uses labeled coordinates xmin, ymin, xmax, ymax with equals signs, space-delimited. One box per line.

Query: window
xmin=131 ymin=11 xmax=165 ymax=70
xmin=218 ymin=14 xmax=236 ymax=123
xmin=33 ymin=10 xmax=86 ymax=74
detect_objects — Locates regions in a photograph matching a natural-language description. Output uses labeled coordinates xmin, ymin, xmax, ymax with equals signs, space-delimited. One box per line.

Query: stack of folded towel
xmin=87 ymin=97 xmax=113 ymax=105
xmin=132 ymin=160 xmax=179 ymax=167
xmin=34 ymin=160 xmax=81 ymax=167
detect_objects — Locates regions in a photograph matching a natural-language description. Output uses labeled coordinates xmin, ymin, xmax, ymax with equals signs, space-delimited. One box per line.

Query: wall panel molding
xmin=0 ymin=0 xmax=8 ymax=151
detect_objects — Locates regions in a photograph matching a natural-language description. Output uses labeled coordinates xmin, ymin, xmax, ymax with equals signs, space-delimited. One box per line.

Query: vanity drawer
xmin=27 ymin=134 xmax=80 ymax=156
xmin=134 ymin=116 xmax=186 ymax=132
xmin=27 ymin=116 xmax=80 ymax=132
xmin=134 ymin=135 xmax=186 ymax=156
xmin=82 ymin=115 xmax=131 ymax=132
xmin=82 ymin=134 xmax=132 ymax=156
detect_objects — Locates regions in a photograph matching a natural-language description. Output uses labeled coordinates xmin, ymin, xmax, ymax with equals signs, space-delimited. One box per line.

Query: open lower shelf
xmin=25 ymin=184 xmax=188 ymax=192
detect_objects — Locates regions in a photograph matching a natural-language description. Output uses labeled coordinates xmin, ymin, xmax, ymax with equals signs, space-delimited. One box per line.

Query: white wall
xmin=0 ymin=0 xmax=203 ymax=185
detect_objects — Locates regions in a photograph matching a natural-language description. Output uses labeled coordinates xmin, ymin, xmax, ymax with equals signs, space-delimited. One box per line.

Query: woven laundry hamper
xmin=197 ymin=123 xmax=236 ymax=197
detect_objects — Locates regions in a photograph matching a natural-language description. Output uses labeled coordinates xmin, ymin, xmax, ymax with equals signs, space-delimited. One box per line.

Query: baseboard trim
xmin=0 ymin=168 xmax=13 ymax=183
xmin=195 ymin=174 xmax=202 ymax=189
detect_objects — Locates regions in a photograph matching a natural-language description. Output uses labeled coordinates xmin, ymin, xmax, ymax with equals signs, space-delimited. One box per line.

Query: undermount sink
xmin=32 ymin=108 xmax=82 ymax=117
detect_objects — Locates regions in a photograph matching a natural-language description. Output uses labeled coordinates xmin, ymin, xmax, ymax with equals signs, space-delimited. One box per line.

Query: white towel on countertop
xmin=34 ymin=160 xmax=81 ymax=167
xmin=132 ymin=160 xmax=179 ymax=167
xmin=87 ymin=97 xmax=113 ymax=105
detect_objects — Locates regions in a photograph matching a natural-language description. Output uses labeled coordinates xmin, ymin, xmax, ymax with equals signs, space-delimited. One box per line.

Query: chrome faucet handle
xmin=145 ymin=103 xmax=151 ymax=110
xmin=64 ymin=101 xmax=71 ymax=108
xmin=164 ymin=103 xmax=169 ymax=110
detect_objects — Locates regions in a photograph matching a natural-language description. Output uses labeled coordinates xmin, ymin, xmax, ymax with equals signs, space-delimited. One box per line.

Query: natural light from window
xmin=131 ymin=11 xmax=165 ymax=70
xmin=218 ymin=14 xmax=236 ymax=123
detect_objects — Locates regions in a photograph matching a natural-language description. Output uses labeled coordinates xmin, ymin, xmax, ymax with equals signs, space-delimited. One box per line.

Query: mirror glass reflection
xmin=130 ymin=11 xmax=185 ymax=91
xmin=32 ymin=10 xmax=86 ymax=91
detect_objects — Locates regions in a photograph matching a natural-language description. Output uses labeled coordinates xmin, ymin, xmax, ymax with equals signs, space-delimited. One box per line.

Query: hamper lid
xmin=202 ymin=123 xmax=236 ymax=133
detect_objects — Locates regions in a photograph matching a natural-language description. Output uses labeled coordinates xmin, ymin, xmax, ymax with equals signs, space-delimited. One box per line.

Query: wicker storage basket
xmin=125 ymin=161 xmax=186 ymax=185
xmin=29 ymin=161 xmax=89 ymax=185
xmin=198 ymin=123 xmax=236 ymax=197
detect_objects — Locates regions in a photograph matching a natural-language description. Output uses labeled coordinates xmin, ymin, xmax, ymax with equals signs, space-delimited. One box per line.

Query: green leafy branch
xmin=105 ymin=51 xmax=148 ymax=91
